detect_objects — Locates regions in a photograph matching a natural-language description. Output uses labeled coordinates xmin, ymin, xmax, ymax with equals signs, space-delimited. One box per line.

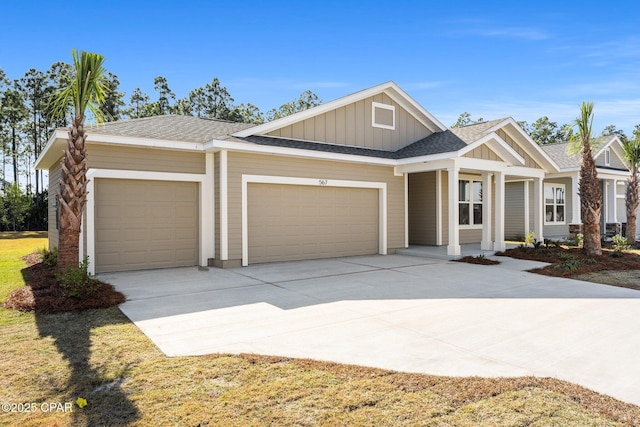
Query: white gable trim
xmin=594 ymin=136 xmax=626 ymax=166
xmin=485 ymin=118 xmax=560 ymax=172
xmin=232 ymin=81 xmax=446 ymax=138
xmin=457 ymin=133 xmax=525 ymax=166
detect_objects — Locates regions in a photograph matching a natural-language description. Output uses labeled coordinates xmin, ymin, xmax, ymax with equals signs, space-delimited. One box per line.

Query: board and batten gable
xmin=265 ymin=93 xmax=432 ymax=151
xmin=225 ymin=152 xmax=406 ymax=264
xmin=595 ymin=149 xmax=627 ymax=170
xmin=496 ymin=129 xmax=541 ymax=169
xmin=463 ymin=145 xmax=501 ymax=162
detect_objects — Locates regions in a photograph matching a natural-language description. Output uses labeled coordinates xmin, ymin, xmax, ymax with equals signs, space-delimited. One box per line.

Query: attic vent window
xmin=372 ymin=102 xmax=395 ymax=130
xmin=605 ymin=148 xmax=611 ymax=166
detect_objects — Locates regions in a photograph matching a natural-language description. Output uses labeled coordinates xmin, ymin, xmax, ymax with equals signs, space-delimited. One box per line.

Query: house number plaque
xmin=318 ymin=179 xmax=328 ymax=186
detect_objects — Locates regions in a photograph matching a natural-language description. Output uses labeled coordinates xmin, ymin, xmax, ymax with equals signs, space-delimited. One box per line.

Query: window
xmin=371 ymin=102 xmax=395 ymax=130
xmin=544 ymin=184 xmax=565 ymax=224
xmin=459 ymin=179 xmax=482 ymax=227
xmin=604 ymin=148 xmax=611 ymax=166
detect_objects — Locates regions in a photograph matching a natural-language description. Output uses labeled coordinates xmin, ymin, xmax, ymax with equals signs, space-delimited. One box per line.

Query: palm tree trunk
xmin=626 ymin=167 xmax=639 ymax=243
xmin=579 ymin=141 xmax=602 ymax=256
xmin=57 ymin=115 xmax=88 ymax=270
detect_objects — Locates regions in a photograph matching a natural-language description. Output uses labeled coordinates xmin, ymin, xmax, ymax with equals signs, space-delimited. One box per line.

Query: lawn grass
xmin=0 ymin=232 xmax=48 ymax=326
xmin=1 ymin=233 xmax=640 ymax=426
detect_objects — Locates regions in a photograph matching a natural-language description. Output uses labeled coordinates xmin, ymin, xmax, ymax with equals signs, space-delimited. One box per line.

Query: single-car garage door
xmin=248 ymin=184 xmax=379 ymax=264
xmin=95 ymin=179 xmax=198 ymax=273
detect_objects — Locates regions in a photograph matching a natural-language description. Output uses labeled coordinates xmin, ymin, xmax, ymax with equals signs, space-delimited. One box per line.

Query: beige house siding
xmin=87 ymin=144 xmax=206 ymax=174
xmin=408 ymin=172 xmax=436 ymax=245
xmin=496 ymin=129 xmax=541 ymax=169
xmin=48 ymin=160 xmax=62 ymax=250
xmin=543 ymin=177 xmax=572 ymax=238
xmin=266 ymin=93 xmax=431 ymax=151
xmin=226 ymin=152 xmax=405 ymax=263
xmin=463 ymin=146 xmax=500 ymax=161
xmin=460 ymin=229 xmax=482 ymax=244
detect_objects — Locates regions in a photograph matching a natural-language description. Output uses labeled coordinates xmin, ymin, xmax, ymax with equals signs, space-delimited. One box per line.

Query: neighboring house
xmin=505 ymin=135 xmax=637 ymax=240
xmin=36 ymin=82 xmax=559 ymax=274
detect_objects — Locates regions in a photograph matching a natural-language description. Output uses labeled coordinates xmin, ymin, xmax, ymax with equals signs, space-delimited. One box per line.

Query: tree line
xmin=0 ymin=63 xmax=322 ymax=231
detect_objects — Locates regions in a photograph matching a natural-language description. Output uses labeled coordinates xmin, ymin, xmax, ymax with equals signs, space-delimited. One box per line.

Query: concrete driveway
xmin=100 ymin=254 xmax=640 ymax=407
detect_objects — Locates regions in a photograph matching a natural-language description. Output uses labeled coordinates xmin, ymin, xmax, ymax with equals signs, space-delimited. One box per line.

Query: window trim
xmin=604 ymin=148 xmax=611 ymax=166
xmin=544 ymin=183 xmax=566 ymax=225
xmin=371 ymin=102 xmax=395 ymax=130
xmin=458 ymin=178 xmax=483 ymax=229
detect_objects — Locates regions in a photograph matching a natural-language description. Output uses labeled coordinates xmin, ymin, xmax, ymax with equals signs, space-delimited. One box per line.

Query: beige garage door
xmin=248 ymin=184 xmax=379 ymax=264
xmin=95 ymin=179 xmax=198 ymax=273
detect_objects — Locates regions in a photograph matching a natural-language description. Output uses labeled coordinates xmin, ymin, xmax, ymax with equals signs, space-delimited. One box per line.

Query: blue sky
xmin=2 ymin=0 xmax=640 ymax=134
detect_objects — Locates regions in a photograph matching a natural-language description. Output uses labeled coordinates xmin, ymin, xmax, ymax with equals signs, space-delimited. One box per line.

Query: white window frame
xmin=458 ymin=177 xmax=483 ymax=229
xmin=371 ymin=102 xmax=395 ymax=130
xmin=544 ymin=183 xmax=566 ymax=225
xmin=605 ymin=148 xmax=611 ymax=166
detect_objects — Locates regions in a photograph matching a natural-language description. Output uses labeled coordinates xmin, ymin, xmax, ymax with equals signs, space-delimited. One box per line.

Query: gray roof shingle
xmin=541 ymin=142 xmax=579 ymax=169
xmin=450 ymin=118 xmax=507 ymax=144
xmin=541 ymin=136 xmax=616 ymax=170
xmin=87 ymin=115 xmax=254 ymax=144
xmin=81 ymin=115 xmax=516 ymax=161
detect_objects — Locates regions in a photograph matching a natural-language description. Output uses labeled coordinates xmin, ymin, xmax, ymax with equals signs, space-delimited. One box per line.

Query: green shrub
xmin=524 ymin=231 xmax=535 ymax=246
xmin=39 ymin=247 xmax=58 ymax=267
xmin=612 ymin=234 xmax=630 ymax=255
xmin=55 ymin=257 xmax=99 ymax=298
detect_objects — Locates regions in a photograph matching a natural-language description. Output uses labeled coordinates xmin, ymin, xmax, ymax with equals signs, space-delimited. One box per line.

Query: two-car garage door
xmin=247 ymin=184 xmax=379 ymax=264
xmin=95 ymin=179 xmax=199 ymax=273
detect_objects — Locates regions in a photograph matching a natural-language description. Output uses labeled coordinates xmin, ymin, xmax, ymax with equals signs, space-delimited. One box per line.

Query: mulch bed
xmin=455 ymin=255 xmax=501 ymax=265
xmin=2 ymin=253 xmax=125 ymax=314
xmin=495 ymin=245 xmax=640 ymax=278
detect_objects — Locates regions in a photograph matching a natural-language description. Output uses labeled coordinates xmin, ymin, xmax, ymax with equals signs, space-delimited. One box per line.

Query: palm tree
xmin=622 ymin=136 xmax=640 ymax=243
xmin=50 ymin=50 xmax=108 ymax=270
xmin=573 ymin=102 xmax=602 ymax=256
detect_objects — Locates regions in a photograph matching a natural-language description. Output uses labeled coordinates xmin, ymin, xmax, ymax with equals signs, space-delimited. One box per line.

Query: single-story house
xmin=504 ymin=135 xmax=637 ymax=240
xmin=36 ymin=82 xmax=561 ymax=274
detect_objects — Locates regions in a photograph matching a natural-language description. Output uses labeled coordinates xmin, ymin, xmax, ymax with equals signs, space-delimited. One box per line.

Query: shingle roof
xmin=541 ymin=136 xmax=617 ymax=170
xmin=81 ymin=115 xmax=511 ymax=161
xmin=226 ymin=129 xmax=468 ymax=160
xmin=541 ymin=142 xmax=579 ymax=169
xmin=450 ymin=118 xmax=507 ymax=144
xmin=87 ymin=115 xmax=254 ymax=144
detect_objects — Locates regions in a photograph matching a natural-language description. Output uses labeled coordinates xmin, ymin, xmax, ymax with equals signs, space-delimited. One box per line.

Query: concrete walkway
xmin=100 ymin=255 xmax=640 ymax=407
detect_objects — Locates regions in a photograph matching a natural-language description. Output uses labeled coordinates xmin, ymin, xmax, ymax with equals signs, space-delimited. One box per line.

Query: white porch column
xmin=200 ymin=152 xmax=214 ymax=266
xmin=524 ymin=181 xmax=530 ymax=235
xmin=436 ymin=170 xmax=442 ymax=245
xmin=493 ymin=171 xmax=506 ymax=251
xmin=447 ymin=167 xmax=460 ymax=256
xmin=607 ymin=179 xmax=617 ymax=223
xmin=481 ymin=172 xmax=493 ymax=250
xmin=571 ymin=174 xmax=581 ymax=224
xmin=533 ymin=177 xmax=544 ymax=242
